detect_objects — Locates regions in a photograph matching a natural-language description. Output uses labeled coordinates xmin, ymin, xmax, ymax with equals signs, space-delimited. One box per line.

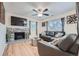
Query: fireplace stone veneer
xmin=6 ymin=26 xmax=29 ymax=42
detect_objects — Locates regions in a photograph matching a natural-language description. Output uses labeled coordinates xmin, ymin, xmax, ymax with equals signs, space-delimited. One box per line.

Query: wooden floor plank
xmin=4 ymin=41 xmax=39 ymax=56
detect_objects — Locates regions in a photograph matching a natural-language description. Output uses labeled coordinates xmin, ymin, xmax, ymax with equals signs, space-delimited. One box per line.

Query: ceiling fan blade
xmin=43 ymin=14 xmax=49 ymax=16
xmin=43 ymin=8 xmax=48 ymax=12
xmin=32 ymin=14 xmax=37 ymax=16
xmin=33 ymin=9 xmax=38 ymax=13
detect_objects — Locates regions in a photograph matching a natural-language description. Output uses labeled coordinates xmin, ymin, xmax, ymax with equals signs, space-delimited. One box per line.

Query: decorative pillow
xmin=58 ymin=34 xmax=77 ymax=51
xmin=55 ymin=33 xmax=63 ymax=37
xmin=46 ymin=31 xmax=54 ymax=37
xmin=41 ymin=32 xmax=46 ymax=35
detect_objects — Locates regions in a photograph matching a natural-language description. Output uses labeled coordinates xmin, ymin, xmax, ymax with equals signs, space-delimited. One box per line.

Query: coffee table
xmin=30 ymin=37 xmax=41 ymax=46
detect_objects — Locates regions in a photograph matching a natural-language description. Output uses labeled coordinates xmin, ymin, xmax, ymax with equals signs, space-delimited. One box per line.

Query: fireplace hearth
xmin=14 ymin=32 xmax=25 ymax=40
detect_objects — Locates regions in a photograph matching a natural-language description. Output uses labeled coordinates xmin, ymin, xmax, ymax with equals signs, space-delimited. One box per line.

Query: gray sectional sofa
xmin=39 ymin=31 xmax=65 ymax=42
xmin=37 ymin=34 xmax=79 ymax=56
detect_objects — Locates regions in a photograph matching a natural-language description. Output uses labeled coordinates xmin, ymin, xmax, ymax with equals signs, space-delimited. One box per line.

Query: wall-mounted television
xmin=11 ymin=16 xmax=27 ymax=26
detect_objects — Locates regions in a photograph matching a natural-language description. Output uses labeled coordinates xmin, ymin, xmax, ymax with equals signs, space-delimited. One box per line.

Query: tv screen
xmin=11 ymin=16 xmax=27 ymax=26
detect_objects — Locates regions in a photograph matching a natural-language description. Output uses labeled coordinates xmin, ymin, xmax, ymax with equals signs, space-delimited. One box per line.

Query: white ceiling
xmin=4 ymin=2 xmax=76 ymax=20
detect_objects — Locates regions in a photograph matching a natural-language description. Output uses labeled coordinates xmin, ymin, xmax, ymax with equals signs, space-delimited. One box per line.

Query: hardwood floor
xmin=4 ymin=40 xmax=39 ymax=56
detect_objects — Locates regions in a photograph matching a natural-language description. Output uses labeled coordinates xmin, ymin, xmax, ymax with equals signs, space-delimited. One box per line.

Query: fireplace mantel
xmin=7 ymin=26 xmax=29 ymax=32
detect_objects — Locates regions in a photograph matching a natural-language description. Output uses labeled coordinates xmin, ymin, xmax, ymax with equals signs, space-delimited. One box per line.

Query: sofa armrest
xmin=78 ymin=49 xmax=79 ymax=56
xmin=37 ymin=41 xmax=73 ymax=56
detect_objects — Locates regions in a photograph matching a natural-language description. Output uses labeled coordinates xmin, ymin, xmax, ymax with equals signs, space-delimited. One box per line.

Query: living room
xmin=0 ymin=2 xmax=79 ymax=56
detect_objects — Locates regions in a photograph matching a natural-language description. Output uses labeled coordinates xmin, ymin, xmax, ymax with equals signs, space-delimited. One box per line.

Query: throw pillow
xmin=55 ymin=33 xmax=63 ymax=37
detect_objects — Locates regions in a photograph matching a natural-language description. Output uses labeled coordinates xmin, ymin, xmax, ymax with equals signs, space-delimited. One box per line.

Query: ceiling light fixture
xmin=37 ymin=13 xmax=43 ymax=17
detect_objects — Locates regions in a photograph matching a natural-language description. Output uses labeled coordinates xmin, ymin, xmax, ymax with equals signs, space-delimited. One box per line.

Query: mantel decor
xmin=67 ymin=14 xmax=78 ymax=24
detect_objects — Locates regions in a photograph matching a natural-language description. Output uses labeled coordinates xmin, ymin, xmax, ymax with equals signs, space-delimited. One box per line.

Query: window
xmin=30 ymin=21 xmax=38 ymax=36
xmin=48 ymin=18 xmax=64 ymax=31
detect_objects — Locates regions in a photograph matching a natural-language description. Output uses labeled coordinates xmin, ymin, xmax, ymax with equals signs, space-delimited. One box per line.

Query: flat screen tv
xmin=11 ymin=16 xmax=27 ymax=26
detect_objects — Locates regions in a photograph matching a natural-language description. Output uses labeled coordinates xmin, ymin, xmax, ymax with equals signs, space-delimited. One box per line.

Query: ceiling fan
xmin=32 ymin=8 xmax=49 ymax=17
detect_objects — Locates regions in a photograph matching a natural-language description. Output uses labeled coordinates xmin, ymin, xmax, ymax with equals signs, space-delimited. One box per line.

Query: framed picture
xmin=67 ymin=14 xmax=78 ymax=24
xmin=42 ymin=22 xmax=46 ymax=27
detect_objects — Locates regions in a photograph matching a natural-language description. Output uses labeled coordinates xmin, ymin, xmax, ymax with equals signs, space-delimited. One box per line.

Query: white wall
xmin=40 ymin=10 xmax=77 ymax=34
xmin=64 ymin=17 xmax=77 ymax=34
xmin=38 ymin=22 xmax=42 ymax=34
xmin=41 ymin=25 xmax=47 ymax=32
xmin=0 ymin=23 xmax=7 ymax=56
xmin=5 ymin=13 xmax=11 ymax=26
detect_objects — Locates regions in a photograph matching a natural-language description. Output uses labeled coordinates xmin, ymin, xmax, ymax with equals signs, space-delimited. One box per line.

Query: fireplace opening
xmin=14 ymin=32 xmax=25 ymax=40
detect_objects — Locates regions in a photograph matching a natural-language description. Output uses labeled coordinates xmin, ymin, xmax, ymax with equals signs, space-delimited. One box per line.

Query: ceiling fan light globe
xmin=38 ymin=13 xmax=42 ymax=17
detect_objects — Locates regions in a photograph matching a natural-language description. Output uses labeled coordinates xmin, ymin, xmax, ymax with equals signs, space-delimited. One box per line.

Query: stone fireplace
xmin=6 ymin=26 xmax=29 ymax=42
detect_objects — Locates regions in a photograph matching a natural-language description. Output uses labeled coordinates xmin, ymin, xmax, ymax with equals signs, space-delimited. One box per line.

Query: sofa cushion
xmin=41 ymin=32 xmax=46 ymax=35
xmin=54 ymin=32 xmax=65 ymax=37
xmin=46 ymin=31 xmax=54 ymax=37
xmin=58 ymin=34 xmax=77 ymax=51
xmin=55 ymin=33 xmax=64 ymax=37
xmin=40 ymin=35 xmax=53 ymax=42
